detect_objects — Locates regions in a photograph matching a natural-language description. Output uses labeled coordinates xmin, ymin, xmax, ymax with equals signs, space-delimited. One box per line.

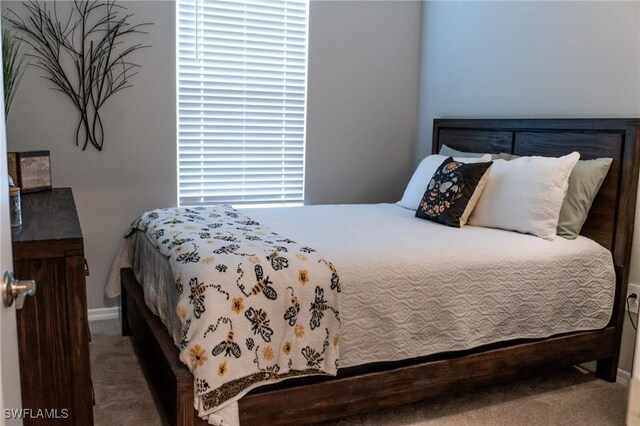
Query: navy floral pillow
xmin=416 ymin=157 xmax=493 ymax=228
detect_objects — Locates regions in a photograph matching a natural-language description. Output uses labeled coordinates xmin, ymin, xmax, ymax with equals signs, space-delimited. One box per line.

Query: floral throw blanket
xmin=127 ymin=205 xmax=341 ymax=421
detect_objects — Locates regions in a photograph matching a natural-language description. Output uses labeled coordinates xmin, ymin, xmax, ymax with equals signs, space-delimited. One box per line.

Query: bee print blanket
xmin=126 ymin=205 xmax=341 ymax=424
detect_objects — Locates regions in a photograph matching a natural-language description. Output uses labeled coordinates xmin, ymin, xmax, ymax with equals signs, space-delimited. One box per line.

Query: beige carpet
xmin=90 ymin=319 xmax=628 ymax=425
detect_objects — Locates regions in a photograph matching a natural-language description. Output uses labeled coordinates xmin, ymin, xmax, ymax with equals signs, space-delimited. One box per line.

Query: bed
xmin=117 ymin=118 xmax=640 ymax=425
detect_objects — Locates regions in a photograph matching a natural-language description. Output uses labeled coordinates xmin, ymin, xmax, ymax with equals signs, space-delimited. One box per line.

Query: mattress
xmin=130 ymin=203 xmax=615 ymax=369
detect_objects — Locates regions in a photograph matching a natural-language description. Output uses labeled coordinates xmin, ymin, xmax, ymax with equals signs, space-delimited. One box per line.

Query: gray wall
xmin=4 ymin=1 xmax=422 ymax=309
xmin=417 ymin=1 xmax=640 ymax=159
xmin=417 ymin=1 xmax=640 ymax=374
xmin=4 ymin=1 xmax=177 ymax=310
xmin=305 ymin=0 xmax=421 ymax=205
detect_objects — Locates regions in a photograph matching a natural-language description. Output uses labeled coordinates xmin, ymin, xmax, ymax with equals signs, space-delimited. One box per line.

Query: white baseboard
xmin=618 ymin=368 xmax=632 ymax=386
xmin=88 ymin=307 xmax=120 ymax=322
xmin=580 ymin=363 xmax=632 ymax=385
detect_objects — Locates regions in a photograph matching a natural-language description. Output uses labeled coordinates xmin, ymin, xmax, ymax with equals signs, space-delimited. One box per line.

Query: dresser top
xmin=11 ymin=188 xmax=84 ymax=259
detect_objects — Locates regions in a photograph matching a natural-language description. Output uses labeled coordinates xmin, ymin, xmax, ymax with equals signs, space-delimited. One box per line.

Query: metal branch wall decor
xmin=5 ymin=1 xmax=152 ymax=151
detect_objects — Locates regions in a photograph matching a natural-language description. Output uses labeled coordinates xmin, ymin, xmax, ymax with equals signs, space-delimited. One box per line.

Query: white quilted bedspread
xmin=246 ymin=203 xmax=615 ymax=368
xmin=108 ymin=203 xmax=615 ymax=370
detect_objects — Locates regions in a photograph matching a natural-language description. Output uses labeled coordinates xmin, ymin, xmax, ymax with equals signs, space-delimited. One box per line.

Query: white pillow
xmin=468 ymin=152 xmax=580 ymax=240
xmin=398 ymin=154 xmax=492 ymax=211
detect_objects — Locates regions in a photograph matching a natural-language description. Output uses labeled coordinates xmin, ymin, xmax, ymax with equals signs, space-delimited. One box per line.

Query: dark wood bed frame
xmin=121 ymin=118 xmax=640 ymax=425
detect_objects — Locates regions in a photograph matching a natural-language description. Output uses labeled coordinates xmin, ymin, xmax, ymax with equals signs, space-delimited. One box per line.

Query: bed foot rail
xmin=121 ymin=267 xmax=207 ymax=425
xmin=595 ymin=357 xmax=619 ymax=382
xmin=121 ymin=269 xmax=132 ymax=336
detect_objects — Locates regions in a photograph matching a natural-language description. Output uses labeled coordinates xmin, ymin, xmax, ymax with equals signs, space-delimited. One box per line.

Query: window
xmin=177 ymin=0 xmax=309 ymax=207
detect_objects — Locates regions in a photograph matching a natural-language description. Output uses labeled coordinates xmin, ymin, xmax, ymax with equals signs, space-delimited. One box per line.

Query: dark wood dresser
xmin=11 ymin=188 xmax=93 ymax=425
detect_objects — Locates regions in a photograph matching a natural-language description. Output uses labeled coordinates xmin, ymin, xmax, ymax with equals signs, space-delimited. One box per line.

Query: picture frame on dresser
xmin=7 ymin=151 xmax=52 ymax=193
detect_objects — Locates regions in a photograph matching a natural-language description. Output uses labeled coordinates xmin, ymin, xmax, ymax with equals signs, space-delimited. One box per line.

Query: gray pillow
xmin=498 ymin=153 xmax=612 ymax=239
xmin=497 ymin=152 xmax=518 ymax=161
xmin=439 ymin=144 xmax=497 ymax=159
xmin=556 ymin=158 xmax=612 ymax=239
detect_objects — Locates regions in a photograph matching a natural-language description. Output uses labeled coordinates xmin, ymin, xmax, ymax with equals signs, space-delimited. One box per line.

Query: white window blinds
xmin=177 ymin=0 xmax=309 ymax=207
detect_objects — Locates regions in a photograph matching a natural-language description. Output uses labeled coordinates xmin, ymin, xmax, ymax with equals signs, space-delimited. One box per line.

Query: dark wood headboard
xmin=432 ymin=119 xmax=640 ymax=271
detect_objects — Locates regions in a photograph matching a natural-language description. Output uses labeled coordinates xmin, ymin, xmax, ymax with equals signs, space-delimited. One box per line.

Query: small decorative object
xmin=5 ymin=1 xmax=152 ymax=151
xmin=2 ymin=29 xmax=27 ymax=119
xmin=7 ymin=151 xmax=51 ymax=193
xmin=9 ymin=185 xmax=22 ymax=227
